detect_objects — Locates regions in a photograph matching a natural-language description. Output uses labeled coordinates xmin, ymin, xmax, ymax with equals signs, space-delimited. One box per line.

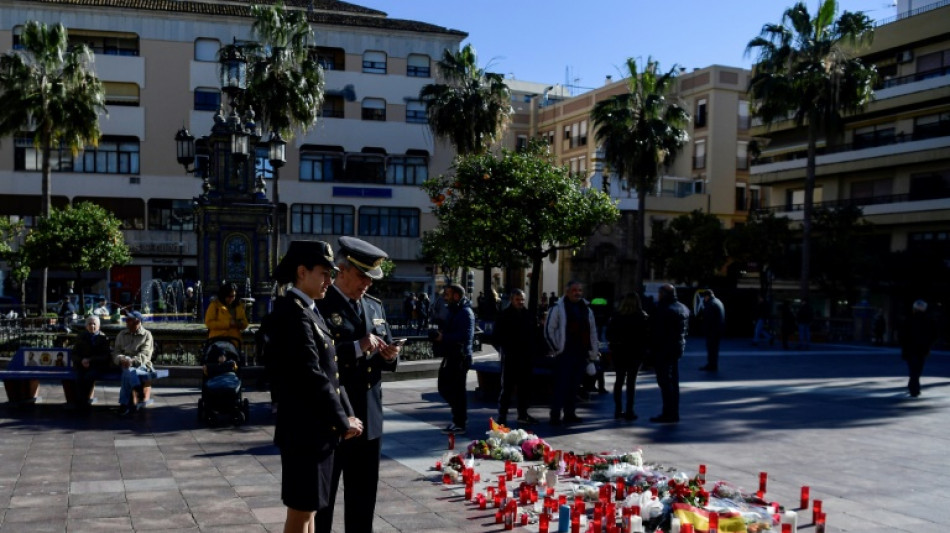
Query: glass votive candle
xmin=800 ymin=486 xmax=809 ymax=509
xmin=539 ymin=512 xmax=550 ymax=533
xmin=759 ymin=471 xmax=768 ymax=494
xmin=812 ymin=499 xmax=822 ymax=524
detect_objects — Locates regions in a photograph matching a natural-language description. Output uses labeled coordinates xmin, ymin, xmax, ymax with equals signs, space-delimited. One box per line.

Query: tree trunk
xmin=528 ymin=253 xmax=543 ymax=322
xmin=635 ymin=183 xmax=647 ymax=296
xmin=481 ymin=261 xmax=492 ymax=301
xmin=801 ymin=119 xmax=818 ymax=301
xmin=40 ymin=134 xmax=52 ymax=316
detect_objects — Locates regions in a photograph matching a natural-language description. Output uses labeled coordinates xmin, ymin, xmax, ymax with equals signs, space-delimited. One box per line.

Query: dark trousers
xmin=653 ymin=358 xmax=680 ymax=418
xmin=498 ymin=358 xmax=532 ymax=419
xmin=705 ymin=334 xmax=721 ymax=369
xmin=906 ymin=353 xmax=927 ymax=397
xmin=74 ymin=367 xmax=101 ymax=405
xmin=613 ymin=355 xmax=643 ymax=414
xmin=550 ymin=352 xmax=585 ymax=420
xmin=438 ymin=356 xmax=470 ymax=427
xmin=315 ymin=435 xmax=381 ymax=533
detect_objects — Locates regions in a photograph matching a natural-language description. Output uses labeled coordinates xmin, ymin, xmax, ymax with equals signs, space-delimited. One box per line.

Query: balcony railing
xmin=752 ymin=128 xmax=949 ymax=166
xmin=874 ymin=0 xmax=950 ymax=26
xmin=876 ymin=66 xmax=950 ymax=90
xmin=753 ymin=189 xmax=950 ymax=215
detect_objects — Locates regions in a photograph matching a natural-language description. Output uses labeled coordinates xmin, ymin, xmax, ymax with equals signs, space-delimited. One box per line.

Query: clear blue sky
xmin=366 ymin=1 xmax=892 ymax=91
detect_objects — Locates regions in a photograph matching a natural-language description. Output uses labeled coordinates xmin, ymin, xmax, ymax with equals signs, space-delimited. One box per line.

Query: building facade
xmin=0 ymin=0 xmax=464 ymax=316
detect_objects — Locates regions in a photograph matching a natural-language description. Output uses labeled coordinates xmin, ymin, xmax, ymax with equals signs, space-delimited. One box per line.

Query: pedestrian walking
xmin=649 ymin=284 xmax=690 ymax=424
xmin=699 ymin=289 xmax=725 ymax=372
xmin=780 ymin=301 xmax=796 ymax=350
xmin=752 ymin=295 xmax=774 ymax=346
xmin=494 ymin=288 xmax=539 ymax=426
xmin=435 ymin=283 xmax=475 ymax=434
xmin=544 ymin=280 xmax=599 ymax=426
xmin=268 ymin=240 xmax=363 ymax=533
xmin=899 ymin=299 xmax=938 ymax=398
xmin=606 ymin=293 xmax=649 ymax=421
xmin=797 ymin=300 xmax=813 ymax=349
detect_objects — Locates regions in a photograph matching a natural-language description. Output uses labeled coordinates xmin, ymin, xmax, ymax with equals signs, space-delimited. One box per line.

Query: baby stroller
xmin=197 ymin=336 xmax=250 ymax=425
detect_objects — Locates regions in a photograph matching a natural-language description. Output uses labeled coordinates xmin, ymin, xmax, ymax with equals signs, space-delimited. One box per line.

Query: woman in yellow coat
xmin=204 ymin=282 xmax=248 ymax=339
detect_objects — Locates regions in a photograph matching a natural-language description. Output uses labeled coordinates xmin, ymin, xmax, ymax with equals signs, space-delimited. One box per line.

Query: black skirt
xmin=280 ymin=447 xmax=335 ymax=512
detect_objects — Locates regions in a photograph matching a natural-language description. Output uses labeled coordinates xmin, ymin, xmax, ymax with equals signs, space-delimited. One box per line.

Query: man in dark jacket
xmin=494 ymin=288 xmax=539 ymax=426
xmin=899 ymin=299 xmax=938 ymax=398
xmin=650 ymin=284 xmax=690 ymax=423
xmin=435 ymin=283 xmax=475 ymax=433
xmin=315 ymin=237 xmax=399 ymax=533
xmin=699 ymin=289 xmax=725 ymax=372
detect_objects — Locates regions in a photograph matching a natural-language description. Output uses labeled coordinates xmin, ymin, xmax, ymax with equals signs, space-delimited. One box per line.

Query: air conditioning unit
xmin=896 ymin=50 xmax=914 ymax=63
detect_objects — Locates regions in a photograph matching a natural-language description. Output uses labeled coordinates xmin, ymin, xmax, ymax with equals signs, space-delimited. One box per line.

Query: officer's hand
xmin=380 ymin=343 xmax=400 ymax=361
xmin=344 ymin=417 xmax=363 ymax=439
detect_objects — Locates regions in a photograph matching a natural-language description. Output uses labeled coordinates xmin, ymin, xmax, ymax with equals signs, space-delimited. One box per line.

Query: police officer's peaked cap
xmin=338 ymin=236 xmax=388 ymax=280
xmin=273 ymin=240 xmax=338 ymax=282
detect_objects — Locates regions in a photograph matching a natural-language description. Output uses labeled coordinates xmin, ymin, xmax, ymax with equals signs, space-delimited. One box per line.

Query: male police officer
xmin=315 ymin=236 xmax=399 ymax=533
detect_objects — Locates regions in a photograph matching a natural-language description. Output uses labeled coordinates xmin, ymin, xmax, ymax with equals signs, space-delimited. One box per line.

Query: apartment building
xmin=0 ymin=0 xmax=464 ymax=312
xmin=517 ymin=66 xmax=753 ymax=302
xmin=749 ymin=0 xmax=950 ymax=312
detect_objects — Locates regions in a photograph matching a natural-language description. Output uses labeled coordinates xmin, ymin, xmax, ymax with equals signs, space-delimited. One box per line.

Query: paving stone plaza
xmin=1 ymin=338 xmax=947 ymax=532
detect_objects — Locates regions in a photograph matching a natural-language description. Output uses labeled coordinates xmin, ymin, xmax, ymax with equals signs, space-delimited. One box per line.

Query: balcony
xmin=754 ymin=189 xmax=950 ymax=218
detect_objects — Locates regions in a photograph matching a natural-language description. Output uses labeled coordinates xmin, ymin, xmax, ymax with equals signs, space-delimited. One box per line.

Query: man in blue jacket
xmin=435 ymin=283 xmax=475 ymax=434
xmin=650 ymin=284 xmax=690 ymax=423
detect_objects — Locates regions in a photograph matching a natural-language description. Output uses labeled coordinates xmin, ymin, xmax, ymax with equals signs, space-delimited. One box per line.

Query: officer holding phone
xmin=315 ymin=237 xmax=399 ymax=533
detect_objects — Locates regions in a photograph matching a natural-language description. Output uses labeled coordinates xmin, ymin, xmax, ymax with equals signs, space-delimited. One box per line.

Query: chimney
xmin=605 ymin=75 xmax=612 ymax=85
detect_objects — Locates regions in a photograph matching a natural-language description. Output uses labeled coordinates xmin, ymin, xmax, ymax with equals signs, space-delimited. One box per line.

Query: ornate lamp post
xmin=267 ymin=130 xmax=286 ymax=267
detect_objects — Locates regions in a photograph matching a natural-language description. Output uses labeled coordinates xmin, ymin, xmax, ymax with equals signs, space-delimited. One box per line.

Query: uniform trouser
xmin=705 ymin=334 xmax=721 ymax=368
xmin=653 ymin=358 xmax=680 ymax=418
xmin=550 ymin=352 xmax=585 ymax=420
xmin=438 ymin=356 xmax=470 ymax=427
xmin=315 ymin=435 xmax=382 ymax=533
xmin=498 ymin=358 xmax=532 ymax=419
xmin=905 ymin=353 xmax=927 ymax=396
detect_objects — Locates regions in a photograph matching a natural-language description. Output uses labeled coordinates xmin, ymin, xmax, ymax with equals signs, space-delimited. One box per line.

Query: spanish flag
xmin=489 ymin=417 xmax=510 ymax=433
xmin=672 ymin=503 xmax=747 ymax=533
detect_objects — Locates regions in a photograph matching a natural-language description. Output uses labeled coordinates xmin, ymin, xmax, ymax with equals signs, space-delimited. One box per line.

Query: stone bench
xmin=0 ymin=347 xmax=168 ymax=404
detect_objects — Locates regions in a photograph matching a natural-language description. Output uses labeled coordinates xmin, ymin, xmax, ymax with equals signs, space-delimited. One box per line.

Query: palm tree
xmin=420 ymin=43 xmax=511 ymax=292
xmin=0 ymin=21 xmax=105 ymax=313
xmin=420 ymin=44 xmax=511 ymax=157
xmin=746 ymin=0 xmax=875 ymax=300
xmin=231 ymin=2 xmax=325 ymax=266
xmin=591 ymin=58 xmax=689 ymax=295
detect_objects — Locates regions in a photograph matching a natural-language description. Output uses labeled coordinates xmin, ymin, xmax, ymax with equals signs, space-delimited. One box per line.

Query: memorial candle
xmin=781 ymin=510 xmax=798 ymax=532
xmin=442 ymin=473 xmax=451 ymax=484
xmin=448 ymin=433 xmax=455 ymax=450
xmin=539 ymin=512 xmax=550 ymax=533
xmin=815 ymin=512 xmax=826 ymax=533
xmin=435 ymin=460 xmax=441 ymax=471
xmin=708 ymin=511 xmax=719 ymax=533
xmin=800 ymin=486 xmax=810 ymax=509
xmin=495 ymin=510 xmax=503 ymax=524
xmin=479 ymin=495 xmax=487 ymax=510
xmin=759 ymin=471 xmax=768 ymax=494
xmin=782 ymin=525 xmax=792 ymax=533
xmin=812 ymin=499 xmax=822 ymax=524
xmin=522 ymin=512 xmax=529 ymax=526
xmin=698 ymin=464 xmax=706 ymax=484
xmin=559 ymin=504 xmax=572 ymax=533
xmin=616 ymin=477 xmax=625 ymax=500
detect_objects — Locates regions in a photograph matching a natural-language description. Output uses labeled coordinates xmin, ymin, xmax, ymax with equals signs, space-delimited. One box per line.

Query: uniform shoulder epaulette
xmin=293 ymin=298 xmax=307 ymax=310
xmin=363 ymin=293 xmax=382 ymax=304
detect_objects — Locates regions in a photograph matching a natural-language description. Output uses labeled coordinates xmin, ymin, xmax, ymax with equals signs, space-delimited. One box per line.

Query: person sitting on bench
xmin=114 ymin=311 xmax=154 ymax=416
xmin=72 ymin=315 xmax=112 ymax=409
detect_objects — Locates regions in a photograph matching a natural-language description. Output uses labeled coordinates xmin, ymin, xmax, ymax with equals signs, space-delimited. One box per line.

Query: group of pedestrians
xmin=402 ymin=291 xmax=431 ymax=329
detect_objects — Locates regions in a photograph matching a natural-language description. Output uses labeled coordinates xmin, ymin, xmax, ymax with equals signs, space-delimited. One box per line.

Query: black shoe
xmin=649 ymin=415 xmax=679 ymax=424
xmin=624 ymin=412 xmax=638 ymax=421
xmin=698 ymin=365 xmax=718 ymax=372
xmin=563 ymin=414 xmax=583 ymax=424
xmin=117 ymin=406 xmax=132 ymax=417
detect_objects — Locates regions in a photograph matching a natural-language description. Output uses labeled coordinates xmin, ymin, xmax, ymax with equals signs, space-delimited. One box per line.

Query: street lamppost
xmin=267 ymin=130 xmax=286 ymax=268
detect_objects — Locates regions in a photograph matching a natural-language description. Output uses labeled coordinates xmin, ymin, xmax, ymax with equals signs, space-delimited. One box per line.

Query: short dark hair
xmin=446 ymin=284 xmax=466 ymax=297
xmin=216 ymin=282 xmax=237 ymax=301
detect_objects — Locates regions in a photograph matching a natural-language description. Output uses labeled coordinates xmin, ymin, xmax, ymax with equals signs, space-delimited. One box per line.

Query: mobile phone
xmin=392 ymin=338 xmax=407 ymax=346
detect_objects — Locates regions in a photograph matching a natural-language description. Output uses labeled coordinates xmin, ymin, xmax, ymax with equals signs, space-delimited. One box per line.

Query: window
xmin=12 ymin=26 xmax=23 ymax=50
xmin=362 ymin=51 xmax=387 ymax=74
xmin=15 ymin=135 xmax=73 ymax=172
xmin=693 ymin=140 xmax=706 ymax=169
xmin=915 ymin=49 xmax=950 ymax=80
xmin=387 ymin=152 xmax=428 ymax=185
xmin=695 ymin=98 xmax=707 ymax=128
xmin=194 ymin=38 xmax=220 ymax=62
xmin=194 ymin=88 xmax=221 ymax=111
xmin=148 ymin=199 xmax=195 ymax=231
xmin=406 ymin=100 xmax=427 ymax=124
xmin=76 ymin=138 xmax=141 ymax=174
xmin=103 ymin=82 xmax=139 ymax=107
xmin=358 ymin=207 xmax=419 ymax=237
xmin=850 ymin=178 xmax=893 ymax=200
xmin=579 ymin=121 xmax=588 ymax=146
xmin=69 ymin=29 xmax=139 ymax=56
xmin=361 ymin=98 xmax=386 ymax=121
xmin=735 ymin=185 xmax=747 ymax=211
xmin=914 ymin=112 xmax=950 ymax=141
xmin=292 ymin=204 xmax=354 ymax=235
xmin=346 ymin=151 xmax=386 ymax=183
xmin=563 ymin=126 xmax=571 ymax=140
xmin=300 ymin=149 xmax=344 ymax=182
xmin=313 ymin=47 xmax=344 ymax=71
xmin=571 ymin=123 xmax=579 ymax=148
xmin=749 ymin=187 xmax=762 ymax=210
xmin=737 ymin=141 xmax=749 ymax=170
xmin=738 ymin=100 xmax=750 ymax=130
xmin=255 ymin=146 xmax=274 ymax=180
xmin=407 ymin=54 xmax=431 ymax=77
xmin=785 ymin=187 xmax=823 ymax=210
xmin=853 ymin=124 xmax=895 ymax=149
xmin=909 ymin=171 xmax=950 ymax=201
xmin=516 ymin=135 xmax=528 ymax=152
xmin=322 ymin=95 xmax=344 ymax=118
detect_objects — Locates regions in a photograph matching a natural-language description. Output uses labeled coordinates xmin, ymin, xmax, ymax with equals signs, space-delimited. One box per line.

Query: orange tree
xmin=422 ymin=141 xmax=619 ymax=316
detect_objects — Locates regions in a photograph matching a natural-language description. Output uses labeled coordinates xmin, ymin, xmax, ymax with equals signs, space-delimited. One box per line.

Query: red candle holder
xmin=815 ymin=511 xmax=826 ymax=533
xmin=448 ymin=433 xmax=455 ymax=450
xmin=708 ymin=511 xmax=719 ymax=532
xmin=539 ymin=512 xmax=550 ymax=533
xmin=759 ymin=471 xmax=768 ymax=494
xmin=782 ymin=525 xmax=792 ymax=533
xmin=495 ymin=510 xmax=503 ymax=524
xmin=681 ymin=524 xmax=694 ymax=533
xmin=435 ymin=460 xmax=442 ymax=471
xmin=521 ymin=512 xmax=529 ymax=526
xmin=812 ymin=499 xmax=822 ymax=523
xmin=442 ymin=473 xmax=451 ymax=485
xmin=800 ymin=485 xmax=810 ymax=509
xmin=698 ymin=464 xmax=707 ymax=484
xmin=479 ymin=495 xmax=487 ymax=510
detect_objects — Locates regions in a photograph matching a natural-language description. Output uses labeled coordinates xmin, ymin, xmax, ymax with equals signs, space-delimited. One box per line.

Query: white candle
xmin=781 ymin=510 xmax=798 ymax=530
xmin=670 ymin=516 xmax=681 ymax=533
xmin=630 ymin=515 xmax=643 ymax=533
